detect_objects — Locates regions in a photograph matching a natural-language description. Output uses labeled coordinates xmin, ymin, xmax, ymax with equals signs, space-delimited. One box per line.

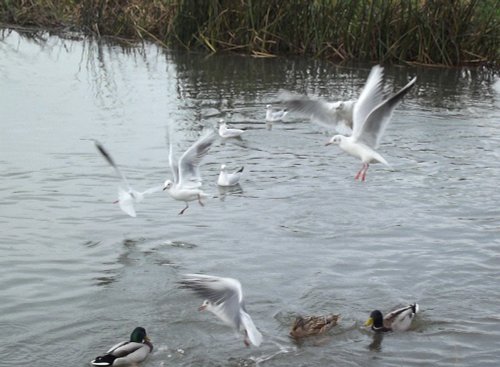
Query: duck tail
xmin=91 ymin=354 xmax=116 ymax=366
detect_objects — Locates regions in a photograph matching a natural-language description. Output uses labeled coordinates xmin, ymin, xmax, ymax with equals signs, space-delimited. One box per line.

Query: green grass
xmin=1 ymin=0 xmax=499 ymax=67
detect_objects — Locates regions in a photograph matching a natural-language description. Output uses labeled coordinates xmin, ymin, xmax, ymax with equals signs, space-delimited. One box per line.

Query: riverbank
xmin=1 ymin=0 xmax=499 ymax=67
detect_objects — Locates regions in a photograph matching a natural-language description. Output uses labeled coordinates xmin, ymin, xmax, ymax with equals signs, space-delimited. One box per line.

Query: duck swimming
xmin=91 ymin=327 xmax=153 ymax=366
xmin=289 ymin=314 xmax=340 ymax=338
xmin=364 ymin=303 xmax=419 ymax=332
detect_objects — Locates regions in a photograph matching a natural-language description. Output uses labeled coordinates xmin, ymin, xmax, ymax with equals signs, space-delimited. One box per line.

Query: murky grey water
xmin=1 ymin=29 xmax=500 ymax=366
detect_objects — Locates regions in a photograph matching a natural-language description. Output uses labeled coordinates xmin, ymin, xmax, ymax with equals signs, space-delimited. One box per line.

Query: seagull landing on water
xmin=218 ymin=119 xmax=245 ymax=138
xmin=325 ymin=65 xmax=417 ymax=181
xmin=278 ymin=91 xmax=355 ymax=132
xmin=94 ymin=141 xmax=161 ymax=217
xmin=265 ymin=104 xmax=288 ymax=122
xmin=163 ymin=129 xmax=216 ymax=215
xmin=179 ymin=274 xmax=263 ymax=347
xmin=217 ymin=164 xmax=244 ymax=187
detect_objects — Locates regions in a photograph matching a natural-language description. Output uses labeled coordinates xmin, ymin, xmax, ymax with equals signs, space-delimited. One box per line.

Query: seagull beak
xmin=325 ymin=141 xmax=332 ymax=146
xmin=162 ymin=186 xmax=167 ymax=191
xmin=364 ymin=317 xmax=374 ymax=327
xmin=198 ymin=304 xmax=207 ymax=311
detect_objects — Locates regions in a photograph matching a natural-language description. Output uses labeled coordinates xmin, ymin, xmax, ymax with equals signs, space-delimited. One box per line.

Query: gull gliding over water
xmin=163 ymin=129 xmax=216 ymax=215
xmin=94 ymin=141 xmax=161 ymax=217
xmin=326 ymin=65 xmax=417 ymax=181
xmin=179 ymin=274 xmax=263 ymax=347
xmin=279 ymin=91 xmax=356 ymax=131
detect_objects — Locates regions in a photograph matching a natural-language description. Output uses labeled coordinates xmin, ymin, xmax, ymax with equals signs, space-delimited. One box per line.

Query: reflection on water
xmin=368 ymin=332 xmax=384 ymax=352
xmin=1 ymin=29 xmax=500 ymax=367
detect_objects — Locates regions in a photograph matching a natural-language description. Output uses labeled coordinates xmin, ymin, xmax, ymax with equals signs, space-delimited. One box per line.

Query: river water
xmin=1 ymin=29 xmax=499 ymax=366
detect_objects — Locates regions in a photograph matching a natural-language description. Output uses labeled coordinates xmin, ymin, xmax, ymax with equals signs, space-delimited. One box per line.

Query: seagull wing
xmin=180 ymin=274 xmax=243 ymax=329
xmin=352 ymin=65 xmax=385 ymax=139
xmin=117 ymin=188 xmax=137 ymax=217
xmin=355 ymin=76 xmax=417 ymax=148
xmin=279 ymin=91 xmax=348 ymax=130
xmin=94 ymin=141 xmax=131 ymax=190
xmin=166 ymin=127 xmax=180 ymax=184
xmin=177 ymin=130 xmax=216 ymax=188
xmin=140 ymin=185 xmax=163 ymax=196
xmin=240 ymin=307 xmax=263 ymax=346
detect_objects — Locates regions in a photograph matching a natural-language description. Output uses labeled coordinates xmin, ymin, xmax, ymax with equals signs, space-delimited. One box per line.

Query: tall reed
xmin=1 ymin=0 xmax=498 ymax=66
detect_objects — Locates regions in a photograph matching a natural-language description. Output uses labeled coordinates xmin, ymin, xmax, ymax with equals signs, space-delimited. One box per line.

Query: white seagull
xmin=279 ymin=90 xmax=356 ymax=131
xmin=325 ymin=65 xmax=417 ymax=181
xmin=217 ymin=164 xmax=244 ymax=187
xmin=163 ymin=129 xmax=216 ymax=215
xmin=179 ymin=274 xmax=263 ymax=347
xmin=265 ymin=104 xmax=288 ymax=122
xmin=218 ymin=119 xmax=245 ymax=138
xmin=94 ymin=142 xmax=161 ymax=217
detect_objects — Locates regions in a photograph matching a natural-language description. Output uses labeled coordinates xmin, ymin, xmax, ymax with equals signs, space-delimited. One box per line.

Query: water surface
xmin=1 ymin=29 xmax=500 ymax=366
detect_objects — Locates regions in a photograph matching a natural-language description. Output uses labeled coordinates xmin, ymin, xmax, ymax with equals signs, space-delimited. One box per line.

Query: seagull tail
xmin=236 ymin=166 xmax=244 ymax=173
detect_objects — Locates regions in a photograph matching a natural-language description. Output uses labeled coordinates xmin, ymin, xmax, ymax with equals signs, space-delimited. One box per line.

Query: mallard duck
xmin=364 ymin=303 xmax=419 ymax=332
xmin=91 ymin=327 xmax=153 ymax=366
xmin=289 ymin=314 xmax=340 ymax=338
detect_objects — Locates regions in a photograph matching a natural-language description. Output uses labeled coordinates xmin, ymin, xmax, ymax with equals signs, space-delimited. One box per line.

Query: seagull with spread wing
xmin=326 ymin=65 xmax=417 ymax=181
xmin=279 ymin=91 xmax=355 ymax=132
xmin=163 ymin=129 xmax=216 ymax=215
xmin=179 ymin=274 xmax=263 ymax=347
xmin=94 ymin=141 xmax=161 ymax=217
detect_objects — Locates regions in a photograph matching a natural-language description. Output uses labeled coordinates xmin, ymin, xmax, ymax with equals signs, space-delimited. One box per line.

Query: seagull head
xmin=198 ymin=299 xmax=212 ymax=311
xmin=266 ymin=104 xmax=271 ymax=109
xmin=220 ymin=164 xmax=227 ymax=171
xmin=163 ymin=179 xmax=173 ymax=191
xmin=325 ymin=135 xmax=343 ymax=146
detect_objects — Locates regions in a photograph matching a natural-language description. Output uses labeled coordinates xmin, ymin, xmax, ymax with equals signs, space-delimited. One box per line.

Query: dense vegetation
xmin=1 ymin=0 xmax=499 ymax=67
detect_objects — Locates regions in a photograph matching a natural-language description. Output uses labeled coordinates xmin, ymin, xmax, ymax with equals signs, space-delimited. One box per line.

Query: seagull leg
xmin=198 ymin=194 xmax=205 ymax=207
xmin=179 ymin=202 xmax=189 ymax=215
xmin=361 ymin=164 xmax=369 ymax=182
xmin=355 ymin=163 xmax=366 ymax=180
xmin=243 ymin=330 xmax=250 ymax=347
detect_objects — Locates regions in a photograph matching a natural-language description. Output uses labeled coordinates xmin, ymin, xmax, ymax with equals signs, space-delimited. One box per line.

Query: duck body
xmin=91 ymin=327 xmax=153 ymax=366
xmin=365 ymin=303 xmax=419 ymax=332
xmin=290 ymin=314 xmax=340 ymax=338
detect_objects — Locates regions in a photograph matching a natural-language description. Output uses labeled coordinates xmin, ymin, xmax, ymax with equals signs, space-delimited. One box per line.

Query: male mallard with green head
xmin=91 ymin=327 xmax=153 ymax=366
xmin=364 ymin=303 xmax=419 ymax=332
xmin=290 ymin=314 xmax=340 ymax=338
